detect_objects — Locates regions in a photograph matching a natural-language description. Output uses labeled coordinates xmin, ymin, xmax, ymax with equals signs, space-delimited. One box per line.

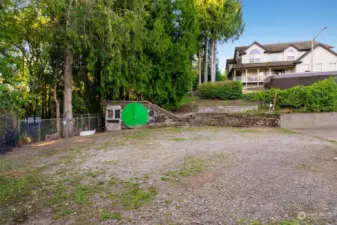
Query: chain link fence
xmin=0 ymin=114 xmax=18 ymax=154
xmin=19 ymin=114 xmax=101 ymax=143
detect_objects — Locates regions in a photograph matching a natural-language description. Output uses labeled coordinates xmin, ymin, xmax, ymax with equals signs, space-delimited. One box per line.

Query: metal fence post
xmin=97 ymin=115 xmax=101 ymax=132
xmin=81 ymin=115 xmax=83 ymax=131
xmin=38 ymin=121 xmax=41 ymax=142
xmin=89 ymin=117 xmax=91 ymax=130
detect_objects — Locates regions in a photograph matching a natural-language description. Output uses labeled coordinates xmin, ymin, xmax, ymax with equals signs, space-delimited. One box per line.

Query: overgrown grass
xmin=179 ymin=95 xmax=199 ymax=107
xmin=0 ymin=170 xmax=42 ymax=205
xmin=0 ymin=167 xmax=44 ymax=224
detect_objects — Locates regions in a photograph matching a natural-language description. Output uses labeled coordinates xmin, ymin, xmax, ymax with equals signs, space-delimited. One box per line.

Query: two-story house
xmin=226 ymin=41 xmax=337 ymax=87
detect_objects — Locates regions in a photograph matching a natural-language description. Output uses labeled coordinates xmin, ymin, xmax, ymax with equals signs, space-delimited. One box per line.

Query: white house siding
xmin=296 ymin=46 xmax=337 ymax=72
xmin=241 ymin=45 xmax=308 ymax=63
xmin=242 ymin=44 xmax=267 ymax=63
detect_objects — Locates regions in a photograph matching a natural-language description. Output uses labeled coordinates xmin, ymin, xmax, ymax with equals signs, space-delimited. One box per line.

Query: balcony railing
xmin=237 ymin=75 xmax=270 ymax=83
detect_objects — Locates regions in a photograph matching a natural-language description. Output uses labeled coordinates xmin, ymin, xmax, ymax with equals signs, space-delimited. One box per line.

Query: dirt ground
xmin=1 ymin=127 xmax=337 ymax=225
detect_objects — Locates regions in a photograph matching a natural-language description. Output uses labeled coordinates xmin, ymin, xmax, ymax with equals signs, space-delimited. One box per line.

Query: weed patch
xmin=99 ymin=209 xmax=121 ymax=221
xmin=163 ymin=157 xmax=207 ymax=181
xmin=277 ymin=128 xmax=299 ymax=134
xmin=74 ymin=184 xmax=96 ymax=205
xmin=162 ymin=153 xmax=234 ymax=182
xmin=233 ymin=128 xmax=258 ymax=133
xmin=86 ymin=169 xmax=105 ymax=178
xmin=119 ymin=181 xmax=157 ymax=210
xmin=169 ymin=137 xmax=187 ymax=141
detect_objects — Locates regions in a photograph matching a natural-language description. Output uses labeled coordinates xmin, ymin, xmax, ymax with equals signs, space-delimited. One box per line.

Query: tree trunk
xmin=47 ymin=87 xmax=51 ymax=118
xmin=198 ymin=50 xmax=202 ymax=85
xmin=63 ymin=0 xmax=74 ymax=138
xmin=41 ymin=82 xmax=46 ymax=118
xmin=210 ymin=38 xmax=216 ymax=82
xmin=204 ymin=36 xmax=208 ymax=83
xmin=53 ymin=85 xmax=60 ymax=139
xmin=63 ymin=46 xmax=73 ymax=138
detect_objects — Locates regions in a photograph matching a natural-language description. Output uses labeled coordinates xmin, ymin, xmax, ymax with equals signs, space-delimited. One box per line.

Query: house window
xmin=249 ymin=49 xmax=261 ymax=63
xmin=286 ymin=49 xmax=295 ymax=61
xmin=315 ymin=63 xmax=322 ymax=72
xmin=287 ymin=56 xmax=295 ymax=61
xmin=108 ymin=110 xmax=114 ymax=119
xmin=328 ymin=62 xmax=336 ymax=71
xmin=115 ymin=109 xmax=121 ymax=119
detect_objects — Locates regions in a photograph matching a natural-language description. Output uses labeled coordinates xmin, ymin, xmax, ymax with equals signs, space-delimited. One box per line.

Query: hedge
xmin=197 ymin=81 xmax=242 ymax=100
xmin=243 ymin=77 xmax=337 ymax=112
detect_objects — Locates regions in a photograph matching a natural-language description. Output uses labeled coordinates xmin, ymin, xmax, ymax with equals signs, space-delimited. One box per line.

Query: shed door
xmin=106 ymin=105 xmax=121 ymax=131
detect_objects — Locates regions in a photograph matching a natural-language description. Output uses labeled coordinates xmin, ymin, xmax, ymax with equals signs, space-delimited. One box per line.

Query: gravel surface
xmin=81 ymin=127 xmax=337 ymax=224
xmin=3 ymin=127 xmax=337 ymax=224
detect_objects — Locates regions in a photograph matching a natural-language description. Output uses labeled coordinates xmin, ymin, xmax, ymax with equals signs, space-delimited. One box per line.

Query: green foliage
xmin=217 ymin=70 xmax=227 ymax=81
xmin=1 ymin=0 xmax=202 ymax=114
xmin=305 ymin=77 xmax=337 ymax=112
xmin=99 ymin=209 xmax=121 ymax=221
xmin=1 ymin=0 xmax=246 ymax=116
xmin=0 ymin=171 xmax=41 ymax=205
xmin=162 ymin=157 xmax=207 ymax=182
xmin=195 ymin=0 xmax=244 ymax=41
xmin=179 ymin=95 xmax=199 ymax=107
xmin=0 ymin=83 xmax=29 ymax=115
xmin=74 ymin=185 xmax=96 ymax=205
xmin=244 ymin=77 xmax=337 ymax=112
xmin=197 ymin=81 xmax=242 ymax=100
xmin=119 ymin=182 xmax=157 ymax=210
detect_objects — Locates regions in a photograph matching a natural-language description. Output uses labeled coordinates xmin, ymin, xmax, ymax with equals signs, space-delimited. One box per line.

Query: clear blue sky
xmin=218 ymin=0 xmax=337 ymax=72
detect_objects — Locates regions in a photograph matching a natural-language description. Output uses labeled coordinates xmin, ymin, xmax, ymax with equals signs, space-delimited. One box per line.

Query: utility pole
xmin=311 ymin=27 xmax=327 ymax=71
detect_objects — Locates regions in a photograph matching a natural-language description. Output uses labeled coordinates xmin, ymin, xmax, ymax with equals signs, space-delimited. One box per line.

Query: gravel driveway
xmin=2 ymin=127 xmax=337 ymax=225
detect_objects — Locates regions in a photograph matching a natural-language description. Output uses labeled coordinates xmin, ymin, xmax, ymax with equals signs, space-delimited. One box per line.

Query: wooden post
xmin=272 ymin=90 xmax=278 ymax=111
xmin=245 ymin=69 xmax=248 ymax=88
xmin=269 ymin=68 xmax=271 ymax=76
xmin=257 ymin=68 xmax=260 ymax=87
xmin=233 ymin=69 xmax=236 ymax=80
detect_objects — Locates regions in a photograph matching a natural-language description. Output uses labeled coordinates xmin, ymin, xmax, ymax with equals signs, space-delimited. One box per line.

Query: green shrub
xmin=305 ymin=78 xmax=337 ymax=112
xmin=197 ymin=81 xmax=242 ymax=100
xmin=243 ymin=77 xmax=337 ymax=112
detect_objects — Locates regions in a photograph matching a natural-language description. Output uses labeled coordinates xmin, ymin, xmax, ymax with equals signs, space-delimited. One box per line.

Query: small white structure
xmin=105 ymin=105 xmax=122 ymax=131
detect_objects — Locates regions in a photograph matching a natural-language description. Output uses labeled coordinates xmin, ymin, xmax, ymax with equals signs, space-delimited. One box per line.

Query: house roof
xmin=226 ymin=59 xmax=236 ymax=71
xmin=233 ymin=60 xmax=298 ymax=70
xmin=235 ymin=41 xmax=333 ymax=55
xmin=295 ymin=43 xmax=337 ymax=62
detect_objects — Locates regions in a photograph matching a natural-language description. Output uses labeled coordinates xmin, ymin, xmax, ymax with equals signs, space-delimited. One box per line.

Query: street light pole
xmin=311 ymin=27 xmax=327 ymax=71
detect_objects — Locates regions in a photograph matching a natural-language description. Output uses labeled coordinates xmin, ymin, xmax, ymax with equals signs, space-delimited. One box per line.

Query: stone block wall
xmin=191 ymin=113 xmax=280 ymax=127
xmin=101 ymin=100 xmax=280 ymax=129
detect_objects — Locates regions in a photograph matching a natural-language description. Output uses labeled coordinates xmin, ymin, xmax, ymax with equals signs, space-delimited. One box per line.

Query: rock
xmin=45 ymin=132 xmax=59 ymax=141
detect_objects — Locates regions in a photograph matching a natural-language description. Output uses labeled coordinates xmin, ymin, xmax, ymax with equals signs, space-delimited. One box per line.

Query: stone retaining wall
xmin=190 ymin=113 xmax=280 ymax=127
